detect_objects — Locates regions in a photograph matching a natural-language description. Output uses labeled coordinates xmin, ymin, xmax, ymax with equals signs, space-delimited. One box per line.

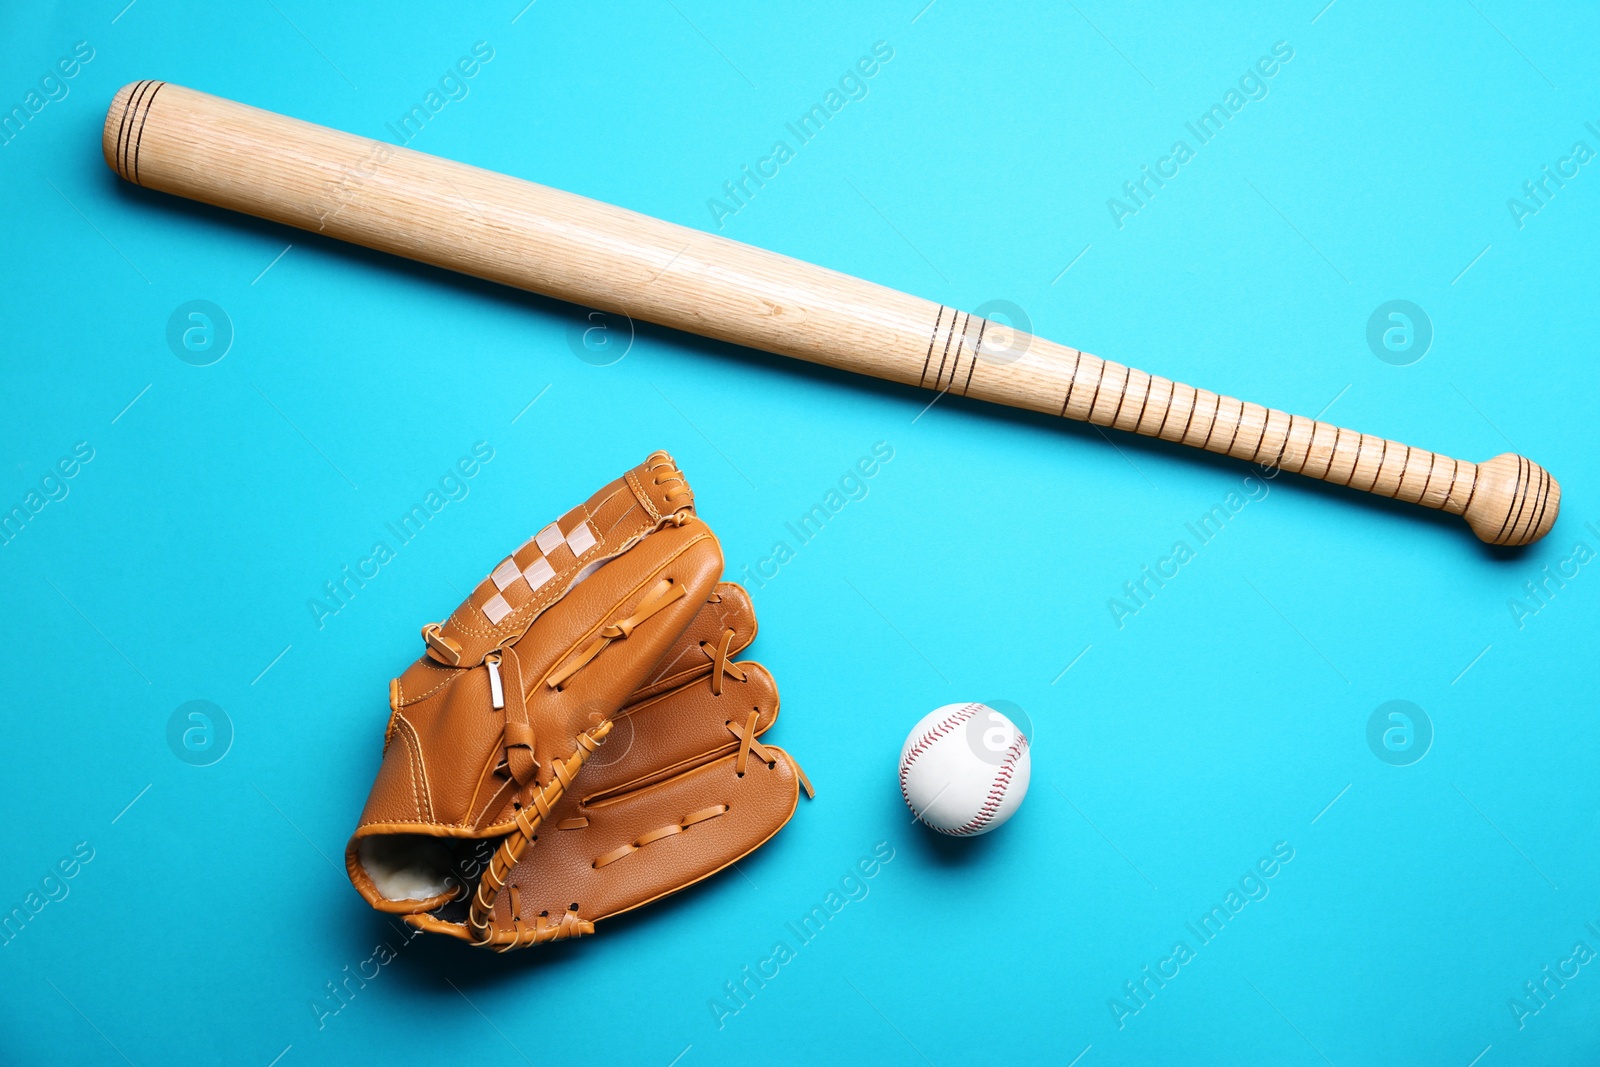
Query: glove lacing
xmin=703 ymin=627 xmax=747 ymax=697
xmin=468 ymin=577 xmax=690 ymax=945
xmin=469 ymin=721 xmax=611 ymax=945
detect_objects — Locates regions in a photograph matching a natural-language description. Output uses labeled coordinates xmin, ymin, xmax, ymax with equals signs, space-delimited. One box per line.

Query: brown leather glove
xmin=345 ymin=452 xmax=724 ymax=942
xmin=406 ymin=581 xmax=812 ymax=948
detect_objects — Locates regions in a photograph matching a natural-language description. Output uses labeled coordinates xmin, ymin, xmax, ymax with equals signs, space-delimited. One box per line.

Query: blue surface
xmin=2 ymin=2 xmax=1598 ymax=1064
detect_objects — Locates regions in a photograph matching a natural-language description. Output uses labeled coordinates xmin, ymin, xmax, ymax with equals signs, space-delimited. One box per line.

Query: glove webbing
xmin=469 ymin=720 xmax=611 ymax=944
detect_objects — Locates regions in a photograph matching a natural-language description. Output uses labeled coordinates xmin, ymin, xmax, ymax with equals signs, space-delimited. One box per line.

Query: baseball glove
xmin=345 ymin=451 xmax=724 ymax=942
xmin=405 ymin=581 xmax=813 ymax=948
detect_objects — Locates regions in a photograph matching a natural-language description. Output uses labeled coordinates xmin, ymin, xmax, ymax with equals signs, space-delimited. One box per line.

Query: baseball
xmin=898 ymin=703 xmax=1030 ymax=836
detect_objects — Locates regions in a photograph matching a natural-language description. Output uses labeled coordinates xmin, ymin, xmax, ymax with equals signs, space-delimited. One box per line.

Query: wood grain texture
xmin=104 ymin=81 xmax=1559 ymax=546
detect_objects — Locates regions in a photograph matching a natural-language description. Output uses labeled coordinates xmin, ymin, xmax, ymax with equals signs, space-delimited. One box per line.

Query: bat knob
xmin=1463 ymin=453 xmax=1560 ymax=546
xmin=103 ymin=80 xmax=166 ymax=184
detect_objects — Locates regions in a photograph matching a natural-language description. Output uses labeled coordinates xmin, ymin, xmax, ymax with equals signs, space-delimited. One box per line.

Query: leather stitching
xmin=396 ymin=660 xmax=457 ymax=705
xmin=392 ymin=713 xmax=432 ymax=821
xmin=626 ymin=468 xmax=663 ymax=523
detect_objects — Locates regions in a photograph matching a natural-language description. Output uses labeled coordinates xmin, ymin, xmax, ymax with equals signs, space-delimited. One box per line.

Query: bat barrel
xmin=103 ymin=80 xmax=947 ymax=387
xmin=104 ymin=81 xmax=1559 ymax=547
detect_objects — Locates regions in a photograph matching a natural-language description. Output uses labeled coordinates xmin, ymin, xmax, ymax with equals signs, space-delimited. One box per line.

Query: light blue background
xmin=2 ymin=2 xmax=1597 ymax=1064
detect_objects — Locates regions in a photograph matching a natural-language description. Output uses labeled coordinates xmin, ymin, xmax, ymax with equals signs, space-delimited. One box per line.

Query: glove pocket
xmin=346 ymin=660 xmax=526 ymax=913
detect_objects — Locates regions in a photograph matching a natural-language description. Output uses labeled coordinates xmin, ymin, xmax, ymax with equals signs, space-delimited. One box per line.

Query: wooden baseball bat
xmin=104 ymin=81 xmax=1559 ymax=546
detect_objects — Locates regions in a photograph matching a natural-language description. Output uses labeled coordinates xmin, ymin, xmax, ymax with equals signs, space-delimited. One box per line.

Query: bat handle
xmin=1009 ymin=338 xmax=1560 ymax=546
xmin=1114 ymin=385 xmax=1560 ymax=547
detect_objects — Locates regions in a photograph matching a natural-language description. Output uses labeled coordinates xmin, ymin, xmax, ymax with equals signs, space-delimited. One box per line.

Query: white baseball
xmin=898 ymin=703 xmax=1030 ymax=836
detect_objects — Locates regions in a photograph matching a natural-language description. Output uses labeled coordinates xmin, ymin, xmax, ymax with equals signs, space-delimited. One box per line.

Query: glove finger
xmin=581 ymin=658 xmax=777 ymax=798
xmin=497 ymin=744 xmax=804 ymax=946
xmin=631 ymin=581 xmax=755 ymax=703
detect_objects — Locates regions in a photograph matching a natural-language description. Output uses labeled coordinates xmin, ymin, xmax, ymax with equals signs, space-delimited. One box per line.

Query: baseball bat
xmin=104 ymin=81 xmax=1559 ymax=546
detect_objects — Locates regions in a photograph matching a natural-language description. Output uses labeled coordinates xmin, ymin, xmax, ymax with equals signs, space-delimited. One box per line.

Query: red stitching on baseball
xmin=950 ymin=732 xmax=1028 ymax=836
xmin=898 ymin=703 xmax=982 ymax=814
